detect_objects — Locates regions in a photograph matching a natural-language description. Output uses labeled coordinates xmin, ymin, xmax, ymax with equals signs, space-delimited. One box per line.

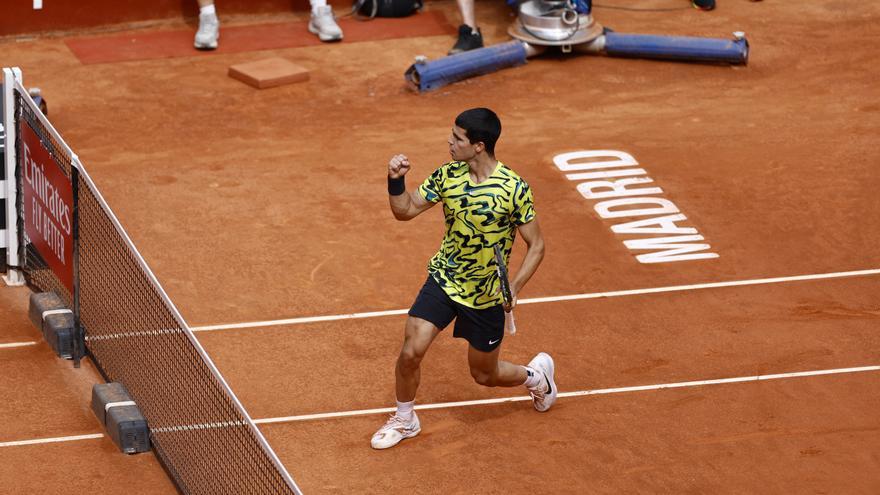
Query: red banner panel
xmin=20 ymin=122 xmax=74 ymax=293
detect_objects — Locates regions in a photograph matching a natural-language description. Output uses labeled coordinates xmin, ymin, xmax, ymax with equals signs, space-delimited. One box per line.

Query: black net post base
xmin=91 ymin=383 xmax=150 ymax=454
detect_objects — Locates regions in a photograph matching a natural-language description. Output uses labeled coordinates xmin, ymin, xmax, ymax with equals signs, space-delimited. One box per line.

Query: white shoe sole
xmin=194 ymin=33 xmax=219 ymax=50
xmin=371 ymin=426 xmax=420 ymax=450
xmin=308 ymin=23 xmax=343 ymax=42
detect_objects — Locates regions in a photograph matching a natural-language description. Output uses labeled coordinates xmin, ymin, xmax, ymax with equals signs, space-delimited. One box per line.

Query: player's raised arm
xmin=387 ymin=154 xmax=435 ymax=221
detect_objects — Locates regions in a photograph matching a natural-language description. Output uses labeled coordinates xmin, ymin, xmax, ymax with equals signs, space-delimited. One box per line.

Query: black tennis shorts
xmin=408 ymin=275 xmax=504 ymax=352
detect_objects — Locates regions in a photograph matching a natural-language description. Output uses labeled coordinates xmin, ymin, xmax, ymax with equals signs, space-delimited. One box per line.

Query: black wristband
xmin=387 ymin=176 xmax=406 ymax=196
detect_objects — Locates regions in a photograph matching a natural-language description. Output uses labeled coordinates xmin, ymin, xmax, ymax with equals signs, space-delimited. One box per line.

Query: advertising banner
xmin=20 ymin=120 xmax=74 ymax=292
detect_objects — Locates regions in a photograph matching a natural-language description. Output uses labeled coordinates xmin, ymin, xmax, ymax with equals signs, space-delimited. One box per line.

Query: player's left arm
xmin=509 ymin=218 xmax=545 ymax=309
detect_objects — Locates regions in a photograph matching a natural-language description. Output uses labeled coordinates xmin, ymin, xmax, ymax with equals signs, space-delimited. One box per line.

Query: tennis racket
xmin=493 ymin=244 xmax=517 ymax=335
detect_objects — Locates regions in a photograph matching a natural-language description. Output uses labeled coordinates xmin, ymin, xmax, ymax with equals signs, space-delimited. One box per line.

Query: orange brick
xmin=228 ymin=57 xmax=310 ymax=89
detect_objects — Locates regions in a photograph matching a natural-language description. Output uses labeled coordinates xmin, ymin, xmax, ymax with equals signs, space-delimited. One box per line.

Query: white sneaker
xmin=371 ymin=412 xmax=421 ymax=449
xmin=308 ymin=5 xmax=343 ymax=42
xmin=527 ymin=352 xmax=557 ymax=412
xmin=194 ymin=12 xmax=220 ymax=50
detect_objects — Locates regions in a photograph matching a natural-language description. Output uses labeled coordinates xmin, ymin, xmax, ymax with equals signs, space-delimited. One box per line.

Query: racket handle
xmin=505 ymin=310 xmax=517 ymax=336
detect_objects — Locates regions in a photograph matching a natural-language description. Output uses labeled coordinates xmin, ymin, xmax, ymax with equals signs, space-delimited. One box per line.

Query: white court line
xmin=191 ymin=268 xmax=880 ymax=332
xmin=2 ymin=269 xmax=876 ymax=346
xmin=0 ymin=433 xmax=104 ymax=447
xmin=2 ymin=365 xmax=878 ymax=448
xmin=192 ymin=309 xmax=409 ymax=332
xmin=0 ymin=341 xmax=37 ymax=349
xmin=253 ymin=365 xmax=880 ymax=424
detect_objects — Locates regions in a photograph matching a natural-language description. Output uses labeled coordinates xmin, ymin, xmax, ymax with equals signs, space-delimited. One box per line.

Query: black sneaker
xmin=692 ymin=0 xmax=715 ymax=10
xmin=448 ymin=25 xmax=484 ymax=55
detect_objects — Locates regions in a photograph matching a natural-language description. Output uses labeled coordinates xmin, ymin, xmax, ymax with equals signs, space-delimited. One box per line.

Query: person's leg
xmin=308 ymin=0 xmax=343 ymax=42
xmin=455 ymin=0 xmax=477 ymax=29
xmin=371 ymin=316 xmax=441 ymax=449
xmin=448 ymin=0 xmax=484 ymax=54
xmin=468 ymin=345 xmax=557 ymax=411
xmin=467 ymin=345 xmax=528 ymax=387
xmin=456 ymin=303 xmax=558 ymax=411
xmin=396 ymin=316 xmax=442 ymax=402
xmin=194 ymin=0 xmax=219 ymax=50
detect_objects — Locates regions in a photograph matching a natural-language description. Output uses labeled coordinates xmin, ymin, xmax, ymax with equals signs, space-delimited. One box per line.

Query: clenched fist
xmin=388 ymin=154 xmax=411 ymax=179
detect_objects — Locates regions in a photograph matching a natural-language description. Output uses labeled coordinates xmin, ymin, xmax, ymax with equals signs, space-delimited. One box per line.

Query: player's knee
xmin=470 ymin=367 xmax=496 ymax=387
xmin=398 ymin=347 xmax=424 ymax=371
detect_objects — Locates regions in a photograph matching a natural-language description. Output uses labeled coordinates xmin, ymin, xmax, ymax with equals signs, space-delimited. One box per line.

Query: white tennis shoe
xmin=371 ymin=412 xmax=421 ymax=449
xmin=194 ymin=12 xmax=220 ymax=50
xmin=309 ymin=6 xmax=343 ymax=42
xmin=527 ymin=352 xmax=557 ymax=412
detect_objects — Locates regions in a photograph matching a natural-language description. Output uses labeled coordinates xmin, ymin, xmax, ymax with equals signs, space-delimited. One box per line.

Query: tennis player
xmin=372 ymin=108 xmax=557 ymax=449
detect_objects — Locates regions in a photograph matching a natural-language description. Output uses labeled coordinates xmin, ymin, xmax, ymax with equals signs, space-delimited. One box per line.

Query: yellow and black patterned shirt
xmin=418 ymin=160 xmax=536 ymax=309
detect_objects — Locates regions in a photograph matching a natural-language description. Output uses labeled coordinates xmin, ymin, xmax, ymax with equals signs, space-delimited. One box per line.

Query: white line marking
xmin=152 ymin=420 xmax=248 ymax=434
xmin=191 ymin=268 xmax=880 ymax=332
xmin=0 ymin=433 xmax=103 ymax=447
xmin=0 ymin=341 xmax=38 ymax=349
xmin=520 ymin=269 xmax=880 ymax=305
xmin=253 ymin=365 xmax=880 ymax=424
xmin=3 ymin=365 xmax=877 ymax=448
xmin=0 ymin=329 xmax=186 ymax=351
xmin=192 ymin=309 xmax=409 ymax=332
xmin=86 ymin=328 xmax=183 ymax=341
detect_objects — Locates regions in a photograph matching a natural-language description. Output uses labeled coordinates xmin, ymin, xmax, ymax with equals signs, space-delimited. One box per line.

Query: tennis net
xmin=2 ymin=68 xmax=301 ymax=495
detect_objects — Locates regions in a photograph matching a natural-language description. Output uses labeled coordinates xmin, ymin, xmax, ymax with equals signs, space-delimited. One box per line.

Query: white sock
xmin=396 ymin=400 xmax=415 ymax=421
xmin=523 ymin=366 xmax=544 ymax=389
xmin=199 ymin=4 xmax=216 ymax=15
xmin=310 ymin=0 xmax=327 ymax=14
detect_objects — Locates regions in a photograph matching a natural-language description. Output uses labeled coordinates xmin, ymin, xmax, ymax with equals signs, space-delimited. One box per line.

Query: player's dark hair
xmin=455 ymin=108 xmax=501 ymax=156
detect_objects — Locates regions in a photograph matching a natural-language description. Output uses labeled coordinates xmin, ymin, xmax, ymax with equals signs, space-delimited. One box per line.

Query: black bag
xmin=352 ymin=0 xmax=422 ymax=18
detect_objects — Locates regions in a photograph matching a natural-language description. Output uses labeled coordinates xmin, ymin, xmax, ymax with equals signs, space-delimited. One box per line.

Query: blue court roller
xmin=602 ymin=30 xmax=749 ymax=65
xmin=405 ymin=40 xmax=528 ymax=92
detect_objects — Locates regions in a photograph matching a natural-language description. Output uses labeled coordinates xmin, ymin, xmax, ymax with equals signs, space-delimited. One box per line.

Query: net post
xmin=2 ymin=67 xmax=25 ymax=286
xmin=71 ymin=161 xmax=83 ymax=368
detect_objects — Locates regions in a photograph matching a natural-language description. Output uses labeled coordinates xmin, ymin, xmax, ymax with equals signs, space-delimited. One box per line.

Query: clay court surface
xmin=1 ymin=0 xmax=879 ymax=493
